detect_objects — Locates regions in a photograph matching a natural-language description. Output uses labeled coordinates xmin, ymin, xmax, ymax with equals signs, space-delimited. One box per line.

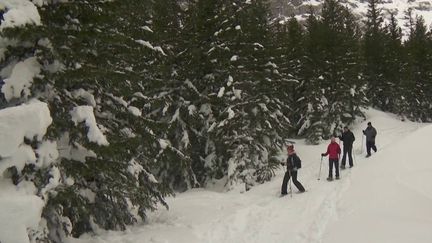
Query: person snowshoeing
xmin=363 ymin=122 xmax=377 ymax=157
xmin=281 ymin=144 xmax=306 ymax=195
xmin=338 ymin=126 xmax=355 ymax=168
xmin=321 ymin=137 xmax=341 ymax=181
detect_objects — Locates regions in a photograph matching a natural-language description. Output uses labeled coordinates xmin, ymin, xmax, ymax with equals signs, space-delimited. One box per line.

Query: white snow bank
xmin=0 ymin=101 xmax=53 ymax=243
xmin=0 ymin=101 xmax=52 ymax=174
xmin=0 ymin=180 xmax=44 ymax=243
xmin=0 ymin=0 xmax=41 ymax=30
xmin=70 ymin=106 xmax=109 ymax=146
xmin=1 ymin=57 xmax=41 ymax=101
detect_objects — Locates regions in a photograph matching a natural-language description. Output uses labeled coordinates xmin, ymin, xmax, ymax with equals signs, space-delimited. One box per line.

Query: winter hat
xmin=287 ymin=143 xmax=295 ymax=154
xmin=367 ymin=122 xmax=372 ymax=126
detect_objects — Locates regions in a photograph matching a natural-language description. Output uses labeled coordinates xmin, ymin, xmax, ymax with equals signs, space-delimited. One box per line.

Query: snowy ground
xmin=67 ymin=109 xmax=432 ymax=243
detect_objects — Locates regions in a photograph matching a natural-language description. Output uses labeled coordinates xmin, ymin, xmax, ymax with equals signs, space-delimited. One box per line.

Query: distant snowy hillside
xmin=66 ymin=109 xmax=432 ymax=243
xmin=271 ymin=0 xmax=432 ymax=34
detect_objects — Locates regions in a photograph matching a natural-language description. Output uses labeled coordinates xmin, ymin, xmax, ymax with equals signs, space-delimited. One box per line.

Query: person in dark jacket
xmin=281 ymin=144 xmax=305 ymax=195
xmin=338 ymin=126 xmax=355 ymax=168
xmin=321 ymin=137 xmax=341 ymax=181
xmin=0 ymin=4 xmax=6 ymax=23
xmin=363 ymin=122 xmax=377 ymax=157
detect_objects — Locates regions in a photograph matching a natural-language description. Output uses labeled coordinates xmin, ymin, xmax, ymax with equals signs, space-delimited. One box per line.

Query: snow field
xmin=67 ymin=108 xmax=432 ymax=243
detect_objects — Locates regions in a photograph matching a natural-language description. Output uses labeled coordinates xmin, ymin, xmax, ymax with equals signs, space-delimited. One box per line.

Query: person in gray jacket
xmin=363 ymin=122 xmax=377 ymax=157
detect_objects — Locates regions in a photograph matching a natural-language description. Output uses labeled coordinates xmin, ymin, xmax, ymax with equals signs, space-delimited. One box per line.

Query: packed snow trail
xmin=68 ymin=109 xmax=431 ymax=243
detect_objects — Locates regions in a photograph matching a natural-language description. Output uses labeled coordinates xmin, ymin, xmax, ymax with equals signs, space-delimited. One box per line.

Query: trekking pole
xmin=317 ymin=156 xmax=323 ymax=180
xmin=288 ymin=170 xmax=293 ymax=198
xmin=360 ymin=134 xmax=364 ymax=154
xmin=353 ymin=145 xmax=357 ymax=163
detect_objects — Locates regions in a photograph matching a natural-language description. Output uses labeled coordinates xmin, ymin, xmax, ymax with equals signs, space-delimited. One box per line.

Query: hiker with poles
xmin=363 ymin=122 xmax=377 ymax=158
xmin=338 ymin=126 xmax=355 ymax=169
xmin=321 ymin=137 xmax=341 ymax=181
xmin=281 ymin=143 xmax=306 ymax=196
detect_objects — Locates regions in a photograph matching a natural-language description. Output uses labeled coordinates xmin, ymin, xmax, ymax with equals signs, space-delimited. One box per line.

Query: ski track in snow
xmin=68 ymin=109 xmax=428 ymax=243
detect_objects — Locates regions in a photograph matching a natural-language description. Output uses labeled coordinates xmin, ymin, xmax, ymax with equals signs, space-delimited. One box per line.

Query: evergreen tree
xmin=301 ymin=1 xmax=365 ymax=143
xmin=216 ymin=0 xmax=289 ymax=189
xmin=403 ymin=16 xmax=432 ymax=121
xmin=382 ymin=12 xmax=405 ymax=116
xmin=362 ymin=0 xmax=389 ymax=110
xmin=270 ymin=16 xmax=307 ymax=135
xmin=300 ymin=10 xmax=327 ymax=143
xmin=1 ymin=1 xmax=186 ymax=240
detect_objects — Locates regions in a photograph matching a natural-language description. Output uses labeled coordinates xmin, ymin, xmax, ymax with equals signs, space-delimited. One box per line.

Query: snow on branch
xmin=70 ymin=106 xmax=109 ymax=146
xmin=0 ymin=0 xmax=41 ymax=31
xmin=1 ymin=57 xmax=41 ymax=101
xmin=0 ymin=101 xmax=52 ymax=175
xmin=135 ymin=40 xmax=167 ymax=56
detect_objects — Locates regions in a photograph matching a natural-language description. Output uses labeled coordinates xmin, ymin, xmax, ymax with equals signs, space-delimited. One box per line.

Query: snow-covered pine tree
xmin=208 ymin=0 xmax=288 ymax=189
xmin=362 ymin=0 xmax=388 ymax=110
xmin=381 ymin=12 xmax=405 ymax=116
xmin=147 ymin=0 xmax=200 ymax=191
xmin=300 ymin=0 xmax=365 ymax=143
xmin=403 ymin=16 xmax=432 ymax=121
xmin=269 ymin=16 xmax=307 ymax=136
xmin=4 ymin=1 xmax=184 ymax=241
xmin=300 ymin=11 xmax=328 ymax=144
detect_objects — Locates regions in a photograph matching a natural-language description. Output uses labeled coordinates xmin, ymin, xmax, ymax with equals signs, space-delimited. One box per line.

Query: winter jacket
xmin=286 ymin=153 xmax=302 ymax=171
xmin=339 ymin=130 xmax=355 ymax=147
xmin=363 ymin=126 xmax=377 ymax=142
xmin=0 ymin=4 xmax=5 ymax=22
xmin=323 ymin=142 xmax=341 ymax=160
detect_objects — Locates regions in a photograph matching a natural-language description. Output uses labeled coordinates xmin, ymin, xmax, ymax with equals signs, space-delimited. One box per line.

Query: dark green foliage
xmin=299 ymin=1 xmax=366 ymax=143
xmin=403 ymin=16 xmax=432 ymax=121
xmin=2 ymin=0 xmax=432 ymax=241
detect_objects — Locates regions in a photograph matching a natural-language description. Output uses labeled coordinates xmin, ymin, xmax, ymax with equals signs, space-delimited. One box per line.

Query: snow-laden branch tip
xmin=70 ymin=106 xmax=109 ymax=146
xmin=135 ymin=40 xmax=167 ymax=56
xmin=1 ymin=57 xmax=41 ymax=101
xmin=0 ymin=0 xmax=41 ymax=31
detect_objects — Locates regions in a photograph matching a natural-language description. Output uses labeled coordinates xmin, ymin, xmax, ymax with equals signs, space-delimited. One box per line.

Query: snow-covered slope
xmin=66 ymin=108 xmax=432 ymax=243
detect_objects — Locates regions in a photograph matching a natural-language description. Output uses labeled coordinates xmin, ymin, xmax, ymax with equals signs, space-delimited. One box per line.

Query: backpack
xmin=295 ymin=157 xmax=302 ymax=169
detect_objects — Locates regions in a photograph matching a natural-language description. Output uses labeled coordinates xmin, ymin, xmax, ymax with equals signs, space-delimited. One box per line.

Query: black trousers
xmin=329 ymin=159 xmax=339 ymax=178
xmin=366 ymin=141 xmax=377 ymax=155
xmin=281 ymin=170 xmax=305 ymax=194
xmin=341 ymin=145 xmax=353 ymax=166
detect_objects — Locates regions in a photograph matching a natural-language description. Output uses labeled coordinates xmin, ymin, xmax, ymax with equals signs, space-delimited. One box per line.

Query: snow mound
xmin=0 ymin=101 xmax=53 ymax=243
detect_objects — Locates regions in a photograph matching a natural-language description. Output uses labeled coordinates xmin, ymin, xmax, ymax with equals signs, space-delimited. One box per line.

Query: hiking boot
xmin=335 ymin=176 xmax=340 ymax=180
xmin=366 ymin=154 xmax=371 ymax=158
xmin=340 ymin=165 xmax=346 ymax=169
xmin=349 ymin=165 xmax=353 ymax=168
xmin=326 ymin=177 xmax=333 ymax=181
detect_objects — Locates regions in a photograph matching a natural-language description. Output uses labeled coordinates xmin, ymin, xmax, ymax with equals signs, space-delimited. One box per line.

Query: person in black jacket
xmin=363 ymin=122 xmax=377 ymax=157
xmin=281 ymin=144 xmax=305 ymax=195
xmin=338 ymin=126 xmax=355 ymax=168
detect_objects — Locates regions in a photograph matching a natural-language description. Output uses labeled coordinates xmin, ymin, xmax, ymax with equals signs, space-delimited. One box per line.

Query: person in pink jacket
xmin=321 ymin=137 xmax=341 ymax=181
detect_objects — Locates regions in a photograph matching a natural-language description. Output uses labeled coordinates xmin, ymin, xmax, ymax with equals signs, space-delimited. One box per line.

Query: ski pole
xmin=318 ymin=156 xmax=323 ymax=180
xmin=288 ymin=170 xmax=293 ymax=198
xmin=353 ymin=146 xmax=356 ymax=163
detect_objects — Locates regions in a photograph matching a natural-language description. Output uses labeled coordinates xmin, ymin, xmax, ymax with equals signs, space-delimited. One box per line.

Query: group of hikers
xmin=281 ymin=122 xmax=378 ymax=196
